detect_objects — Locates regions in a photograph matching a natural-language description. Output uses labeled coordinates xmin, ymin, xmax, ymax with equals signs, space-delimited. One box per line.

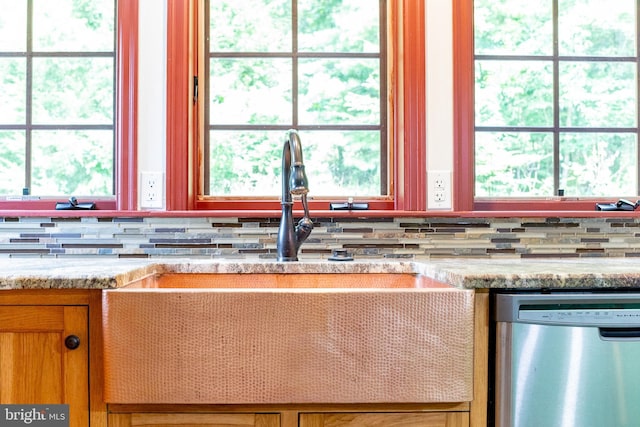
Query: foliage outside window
xmin=204 ymin=0 xmax=387 ymax=199
xmin=474 ymin=0 xmax=638 ymax=199
xmin=0 ymin=0 xmax=115 ymax=198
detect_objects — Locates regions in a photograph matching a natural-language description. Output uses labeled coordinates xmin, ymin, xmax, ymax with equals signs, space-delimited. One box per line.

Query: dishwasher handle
xmin=599 ymin=327 xmax=640 ymax=341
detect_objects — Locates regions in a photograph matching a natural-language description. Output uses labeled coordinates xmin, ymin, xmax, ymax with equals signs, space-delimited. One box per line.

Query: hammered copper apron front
xmin=103 ymin=277 xmax=474 ymax=404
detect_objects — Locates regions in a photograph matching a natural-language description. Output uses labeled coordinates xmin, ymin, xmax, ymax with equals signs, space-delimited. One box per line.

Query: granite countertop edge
xmin=2 ymin=257 xmax=640 ymax=290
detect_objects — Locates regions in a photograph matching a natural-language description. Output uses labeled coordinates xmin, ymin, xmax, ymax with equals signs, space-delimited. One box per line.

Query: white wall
xmin=137 ymin=0 xmax=167 ymax=207
xmin=135 ymin=1 xmax=454 ymax=208
xmin=425 ymin=0 xmax=454 ymax=173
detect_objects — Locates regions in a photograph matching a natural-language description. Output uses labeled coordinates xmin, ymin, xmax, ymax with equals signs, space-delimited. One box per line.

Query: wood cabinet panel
xmin=470 ymin=291 xmax=489 ymax=427
xmin=0 ymin=305 xmax=88 ymax=427
xmin=0 ymin=332 xmax=63 ymax=403
xmin=0 ymin=306 xmax=65 ymax=330
xmin=109 ymin=413 xmax=280 ymax=427
xmin=299 ymin=412 xmax=468 ymax=427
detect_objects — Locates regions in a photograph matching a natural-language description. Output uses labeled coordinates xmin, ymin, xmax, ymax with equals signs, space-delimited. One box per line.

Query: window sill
xmin=0 ymin=199 xmax=116 ymax=212
xmin=0 ymin=208 xmax=634 ymax=219
xmin=473 ymin=198 xmax=625 ymax=212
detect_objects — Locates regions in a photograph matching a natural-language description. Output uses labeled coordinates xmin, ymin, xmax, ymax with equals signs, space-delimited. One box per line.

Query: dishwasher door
xmin=495 ymin=293 xmax=640 ymax=427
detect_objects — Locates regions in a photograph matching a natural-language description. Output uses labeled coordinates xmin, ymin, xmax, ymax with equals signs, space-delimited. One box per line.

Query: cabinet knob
xmin=64 ymin=335 xmax=81 ymax=350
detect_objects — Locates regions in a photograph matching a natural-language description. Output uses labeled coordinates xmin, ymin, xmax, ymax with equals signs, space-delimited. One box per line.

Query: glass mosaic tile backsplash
xmin=1 ymin=216 xmax=640 ymax=259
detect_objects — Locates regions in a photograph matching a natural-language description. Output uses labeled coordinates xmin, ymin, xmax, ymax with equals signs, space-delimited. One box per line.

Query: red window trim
xmin=115 ymin=0 xmax=139 ymax=210
xmin=166 ymin=0 xmax=196 ymax=211
xmin=396 ymin=0 xmax=426 ymax=211
xmin=452 ymin=0 xmax=474 ymax=212
xmin=0 ymin=0 xmax=136 ymax=211
xmin=166 ymin=0 xmax=426 ymax=211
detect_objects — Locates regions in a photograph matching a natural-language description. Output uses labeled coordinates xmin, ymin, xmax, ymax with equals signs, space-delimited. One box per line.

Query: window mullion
xmin=292 ymin=0 xmax=298 ymax=129
xmin=25 ymin=0 xmax=33 ymax=194
xmin=637 ymin=0 xmax=640 ymax=194
xmin=552 ymin=0 xmax=560 ymax=195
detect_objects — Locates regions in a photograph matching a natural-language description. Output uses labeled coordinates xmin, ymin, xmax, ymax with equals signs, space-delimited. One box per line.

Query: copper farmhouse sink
xmin=124 ymin=272 xmax=455 ymax=289
xmin=103 ymin=265 xmax=474 ymax=405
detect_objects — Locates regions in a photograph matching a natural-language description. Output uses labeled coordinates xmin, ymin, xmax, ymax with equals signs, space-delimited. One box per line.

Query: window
xmin=0 ymin=0 xmax=116 ymax=201
xmin=167 ymin=0 xmax=425 ymax=211
xmin=203 ymin=0 xmax=387 ymax=199
xmin=456 ymin=0 xmax=640 ymax=210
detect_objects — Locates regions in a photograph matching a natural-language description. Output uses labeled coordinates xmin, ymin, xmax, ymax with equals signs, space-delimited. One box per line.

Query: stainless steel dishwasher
xmin=495 ymin=292 xmax=640 ymax=427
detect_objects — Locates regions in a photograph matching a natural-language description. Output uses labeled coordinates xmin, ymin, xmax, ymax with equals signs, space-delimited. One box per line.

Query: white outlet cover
xmin=140 ymin=171 xmax=164 ymax=209
xmin=427 ymin=170 xmax=452 ymax=210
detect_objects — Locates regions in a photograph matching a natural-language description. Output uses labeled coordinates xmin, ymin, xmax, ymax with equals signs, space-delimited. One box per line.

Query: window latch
xmin=193 ymin=76 xmax=198 ymax=103
xmin=595 ymin=199 xmax=640 ymax=211
xmin=330 ymin=198 xmax=369 ymax=210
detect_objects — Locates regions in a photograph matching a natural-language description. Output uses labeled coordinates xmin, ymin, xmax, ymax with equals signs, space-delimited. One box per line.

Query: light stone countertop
xmin=0 ymin=258 xmax=156 ymax=289
xmin=421 ymin=258 xmax=640 ymax=289
xmin=2 ymin=257 xmax=640 ymax=290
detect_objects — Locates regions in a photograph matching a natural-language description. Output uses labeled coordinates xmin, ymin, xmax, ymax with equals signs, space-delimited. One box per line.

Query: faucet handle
xmin=295 ymin=216 xmax=314 ymax=248
xmin=297 ymin=216 xmax=313 ymax=231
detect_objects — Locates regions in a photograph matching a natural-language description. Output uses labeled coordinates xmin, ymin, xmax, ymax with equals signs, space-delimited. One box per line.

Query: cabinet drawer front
xmin=300 ymin=412 xmax=469 ymax=427
xmin=118 ymin=413 xmax=280 ymax=427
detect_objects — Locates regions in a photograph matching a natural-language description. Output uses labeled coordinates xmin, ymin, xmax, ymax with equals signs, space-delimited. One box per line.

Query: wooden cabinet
xmin=0 ymin=282 xmax=489 ymax=427
xmin=299 ymin=412 xmax=469 ymax=427
xmin=108 ymin=413 xmax=280 ymax=427
xmin=0 ymin=290 xmax=106 ymax=427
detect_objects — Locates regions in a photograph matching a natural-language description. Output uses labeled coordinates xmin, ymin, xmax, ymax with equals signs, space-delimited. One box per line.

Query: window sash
xmin=0 ymin=0 xmax=137 ymax=210
xmin=201 ymin=0 xmax=389 ymax=199
xmin=0 ymin=1 xmax=116 ymax=198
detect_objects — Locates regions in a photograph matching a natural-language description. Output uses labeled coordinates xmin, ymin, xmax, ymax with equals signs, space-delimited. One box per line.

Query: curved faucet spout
xmin=282 ymin=130 xmax=309 ymax=198
xmin=277 ymin=129 xmax=313 ymax=262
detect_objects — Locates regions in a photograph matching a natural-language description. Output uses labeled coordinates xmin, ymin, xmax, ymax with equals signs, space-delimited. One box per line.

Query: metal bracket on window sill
xmin=55 ymin=196 xmax=96 ymax=210
xmin=330 ymin=198 xmax=369 ymax=211
xmin=595 ymin=199 xmax=640 ymax=211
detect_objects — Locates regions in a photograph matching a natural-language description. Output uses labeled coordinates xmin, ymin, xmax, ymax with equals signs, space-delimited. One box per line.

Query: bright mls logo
xmin=0 ymin=405 xmax=68 ymax=427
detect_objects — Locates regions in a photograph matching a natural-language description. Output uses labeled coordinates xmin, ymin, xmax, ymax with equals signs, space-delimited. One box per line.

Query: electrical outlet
xmin=140 ymin=171 xmax=164 ymax=209
xmin=428 ymin=170 xmax=452 ymax=210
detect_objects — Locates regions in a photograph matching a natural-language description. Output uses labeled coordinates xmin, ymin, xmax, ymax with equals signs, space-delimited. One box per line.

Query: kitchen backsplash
xmin=1 ymin=215 xmax=639 ymax=259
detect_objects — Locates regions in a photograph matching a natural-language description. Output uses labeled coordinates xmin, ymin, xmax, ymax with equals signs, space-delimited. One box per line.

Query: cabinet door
xmin=0 ymin=306 xmax=88 ymax=427
xmin=299 ymin=412 xmax=469 ymax=427
xmin=109 ymin=413 xmax=280 ymax=427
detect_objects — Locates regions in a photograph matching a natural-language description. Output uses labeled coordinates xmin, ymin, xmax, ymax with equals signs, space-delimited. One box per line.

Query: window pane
xmin=210 ymin=58 xmax=291 ymax=125
xmin=0 ymin=0 xmax=26 ymax=51
xmin=474 ymin=0 xmax=552 ymax=56
xmin=299 ymin=58 xmax=380 ymax=125
xmin=560 ymin=133 xmax=637 ymax=196
xmin=210 ymin=0 xmax=291 ymax=52
xmin=209 ymin=130 xmax=281 ymax=195
xmin=31 ymin=130 xmax=113 ymax=196
xmin=475 ymin=132 xmax=554 ymax=197
xmin=559 ymin=61 xmax=636 ymax=128
xmin=32 ymin=57 xmax=114 ymax=125
xmin=298 ymin=0 xmax=379 ymax=53
xmin=303 ymin=130 xmax=381 ymax=196
xmin=559 ymin=0 xmax=635 ymax=57
xmin=32 ymin=0 xmax=114 ymax=52
xmin=0 ymin=59 xmax=26 ymax=124
xmin=209 ymin=130 xmax=381 ymax=197
xmin=0 ymin=131 xmax=25 ymax=194
xmin=475 ymin=60 xmax=553 ymax=127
